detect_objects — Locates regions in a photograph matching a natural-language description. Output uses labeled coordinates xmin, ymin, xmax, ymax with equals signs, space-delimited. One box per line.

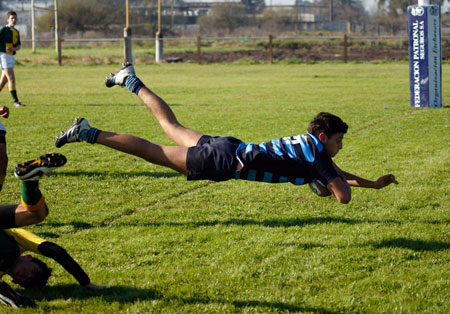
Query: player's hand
xmin=6 ymin=47 xmax=13 ymax=53
xmin=0 ymin=106 xmax=9 ymax=118
xmin=374 ymin=174 xmax=398 ymax=189
xmin=83 ymin=282 xmax=111 ymax=290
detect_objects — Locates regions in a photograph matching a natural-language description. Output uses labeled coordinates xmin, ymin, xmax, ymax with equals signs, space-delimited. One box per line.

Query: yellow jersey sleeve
xmin=3 ymin=228 xmax=46 ymax=255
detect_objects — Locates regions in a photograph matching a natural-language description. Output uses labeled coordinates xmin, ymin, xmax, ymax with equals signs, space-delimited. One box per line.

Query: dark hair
xmin=18 ymin=258 xmax=52 ymax=289
xmin=7 ymin=11 xmax=17 ymax=18
xmin=307 ymin=112 xmax=348 ymax=138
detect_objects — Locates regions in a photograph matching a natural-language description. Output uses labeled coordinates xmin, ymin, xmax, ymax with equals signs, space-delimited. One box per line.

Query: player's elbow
xmin=336 ymin=194 xmax=351 ymax=204
xmin=328 ymin=179 xmax=351 ymax=204
xmin=334 ymin=190 xmax=351 ymax=204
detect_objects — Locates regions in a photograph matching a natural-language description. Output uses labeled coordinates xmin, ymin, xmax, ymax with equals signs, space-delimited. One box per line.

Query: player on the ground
xmin=0 ymin=153 xmax=65 ymax=308
xmin=0 ymin=11 xmax=24 ymax=107
xmin=0 ymin=153 xmax=108 ymax=308
xmin=0 ymin=227 xmax=110 ymax=309
xmin=55 ymin=64 xmax=398 ymax=204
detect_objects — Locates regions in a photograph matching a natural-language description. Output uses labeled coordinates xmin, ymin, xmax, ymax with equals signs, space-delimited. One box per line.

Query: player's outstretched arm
xmin=340 ymin=170 xmax=398 ymax=189
xmin=332 ymin=161 xmax=398 ymax=189
xmin=372 ymin=174 xmax=398 ymax=189
xmin=38 ymin=241 xmax=109 ymax=289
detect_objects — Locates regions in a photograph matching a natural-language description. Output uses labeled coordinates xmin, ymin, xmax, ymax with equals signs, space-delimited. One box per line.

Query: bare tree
xmin=197 ymin=3 xmax=248 ymax=35
xmin=37 ymin=0 xmax=123 ymax=33
xmin=314 ymin=0 xmax=367 ymax=22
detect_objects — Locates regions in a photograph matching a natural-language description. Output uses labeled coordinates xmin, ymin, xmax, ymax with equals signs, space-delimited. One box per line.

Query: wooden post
xmin=124 ymin=0 xmax=133 ymax=63
xmin=197 ymin=35 xmax=202 ymax=64
xmin=31 ymin=0 xmax=36 ymax=53
xmin=54 ymin=0 xmax=62 ymax=65
xmin=57 ymin=38 xmax=62 ymax=66
xmin=155 ymin=0 xmax=164 ymax=63
xmin=268 ymin=34 xmax=273 ymax=64
xmin=343 ymin=34 xmax=348 ymax=63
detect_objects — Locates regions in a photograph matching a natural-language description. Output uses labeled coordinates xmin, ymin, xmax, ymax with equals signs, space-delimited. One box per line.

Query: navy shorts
xmin=0 ymin=204 xmax=17 ymax=229
xmin=0 ymin=130 xmax=6 ymax=144
xmin=186 ymin=135 xmax=242 ymax=182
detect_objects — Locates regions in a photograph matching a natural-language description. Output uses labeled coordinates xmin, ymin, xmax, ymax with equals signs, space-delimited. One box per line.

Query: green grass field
xmin=0 ymin=61 xmax=448 ymax=313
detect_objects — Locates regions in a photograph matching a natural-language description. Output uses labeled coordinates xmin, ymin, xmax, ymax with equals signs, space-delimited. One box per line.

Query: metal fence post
xmin=268 ymin=34 xmax=273 ymax=64
xmin=124 ymin=27 xmax=133 ymax=64
xmin=343 ymin=34 xmax=348 ymax=63
xmin=57 ymin=38 xmax=62 ymax=66
xmin=197 ymin=35 xmax=201 ymax=64
xmin=155 ymin=32 xmax=164 ymax=63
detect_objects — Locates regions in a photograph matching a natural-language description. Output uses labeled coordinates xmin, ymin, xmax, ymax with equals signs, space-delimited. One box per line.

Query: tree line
xmin=35 ymin=0 xmax=449 ymax=35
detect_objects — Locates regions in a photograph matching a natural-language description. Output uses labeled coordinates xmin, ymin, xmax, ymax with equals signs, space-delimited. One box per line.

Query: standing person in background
xmin=0 ymin=11 xmax=24 ymax=107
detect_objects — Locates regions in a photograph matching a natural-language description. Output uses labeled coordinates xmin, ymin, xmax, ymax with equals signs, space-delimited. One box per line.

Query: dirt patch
xmin=164 ymin=46 xmax=450 ymax=63
xmin=17 ymin=45 xmax=450 ymax=65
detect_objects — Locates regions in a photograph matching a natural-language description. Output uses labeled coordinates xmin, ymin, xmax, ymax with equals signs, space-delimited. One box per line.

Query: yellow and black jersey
xmin=0 ymin=228 xmax=90 ymax=285
xmin=0 ymin=26 xmax=20 ymax=55
xmin=0 ymin=228 xmax=45 ymax=277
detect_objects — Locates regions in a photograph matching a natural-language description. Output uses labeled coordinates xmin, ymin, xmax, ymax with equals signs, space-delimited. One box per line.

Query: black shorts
xmin=0 ymin=204 xmax=18 ymax=229
xmin=186 ymin=135 xmax=242 ymax=182
xmin=0 ymin=130 xmax=6 ymax=144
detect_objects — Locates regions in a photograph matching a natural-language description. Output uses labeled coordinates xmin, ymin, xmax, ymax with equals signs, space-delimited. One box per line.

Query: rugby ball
xmin=309 ymin=179 xmax=331 ymax=197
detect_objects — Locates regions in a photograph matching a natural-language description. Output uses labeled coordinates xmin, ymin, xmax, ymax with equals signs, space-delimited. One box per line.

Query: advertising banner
xmin=408 ymin=5 xmax=442 ymax=108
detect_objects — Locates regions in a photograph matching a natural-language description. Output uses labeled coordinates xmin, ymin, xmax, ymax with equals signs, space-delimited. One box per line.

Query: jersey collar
xmin=307 ymin=132 xmax=323 ymax=152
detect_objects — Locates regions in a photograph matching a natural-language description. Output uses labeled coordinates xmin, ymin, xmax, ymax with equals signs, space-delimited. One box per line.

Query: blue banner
xmin=408 ymin=5 xmax=442 ymax=108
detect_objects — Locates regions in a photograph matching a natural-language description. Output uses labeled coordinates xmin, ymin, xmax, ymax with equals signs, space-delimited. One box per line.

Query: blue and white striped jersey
xmin=235 ymin=133 xmax=338 ymax=186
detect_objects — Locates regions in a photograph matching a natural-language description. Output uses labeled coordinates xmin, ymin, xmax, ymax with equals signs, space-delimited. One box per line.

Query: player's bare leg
xmin=136 ymin=86 xmax=203 ymax=147
xmin=3 ymin=68 xmax=15 ymax=87
xmin=96 ymin=131 xmax=189 ymax=174
xmin=104 ymin=63 xmax=203 ymax=147
xmin=2 ymin=68 xmax=23 ymax=106
xmin=7 ymin=153 xmax=67 ymax=228
xmin=55 ymin=118 xmax=189 ymax=174
xmin=0 ymin=71 xmax=8 ymax=91
xmin=12 ymin=203 xmax=48 ymax=227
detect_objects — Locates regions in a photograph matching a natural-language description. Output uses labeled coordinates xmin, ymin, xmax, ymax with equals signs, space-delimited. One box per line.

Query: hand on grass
xmin=0 ymin=106 xmax=9 ymax=118
xmin=83 ymin=282 xmax=111 ymax=290
xmin=374 ymin=174 xmax=398 ymax=189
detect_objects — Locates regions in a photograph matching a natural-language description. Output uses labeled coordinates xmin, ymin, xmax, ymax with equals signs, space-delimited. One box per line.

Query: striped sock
xmin=124 ymin=76 xmax=145 ymax=95
xmin=21 ymin=180 xmax=45 ymax=211
xmin=79 ymin=127 xmax=100 ymax=144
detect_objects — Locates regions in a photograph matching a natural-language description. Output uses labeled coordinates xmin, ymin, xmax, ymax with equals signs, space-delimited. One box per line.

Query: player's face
xmin=322 ymin=132 xmax=345 ymax=158
xmin=7 ymin=15 xmax=17 ymax=27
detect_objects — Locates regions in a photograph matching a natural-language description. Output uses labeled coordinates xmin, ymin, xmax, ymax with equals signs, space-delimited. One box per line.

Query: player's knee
xmin=32 ymin=203 xmax=49 ymax=223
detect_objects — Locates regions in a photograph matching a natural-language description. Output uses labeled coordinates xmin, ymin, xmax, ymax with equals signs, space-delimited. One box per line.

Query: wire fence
xmin=18 ymin=34 xmax=450 ymax=64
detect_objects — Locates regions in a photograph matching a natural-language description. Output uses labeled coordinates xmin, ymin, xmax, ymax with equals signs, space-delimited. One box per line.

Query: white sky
xmin=265 ymin=0 xmax=376 ymax=12
xmin=184 ymin=0 xmax=449 ymax=14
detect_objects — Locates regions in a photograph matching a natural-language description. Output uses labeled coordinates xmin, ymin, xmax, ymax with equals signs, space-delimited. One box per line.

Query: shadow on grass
xmin=53 ymin=171 xmax=182 ymax=179
xmin=372 ymin=238 xmax=450 ymax=251
xmin=24 ymin=284 xmax=337 ymax=313
xmin=81 ymin=103 xmax=141 ymax=107
xmin=25 ymin=284 xmax=161 ymax=303
xmin=124 ymin=216 xmax=401 ymax=229
xmin=166 ymin=296 xmax=338 ymax=313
